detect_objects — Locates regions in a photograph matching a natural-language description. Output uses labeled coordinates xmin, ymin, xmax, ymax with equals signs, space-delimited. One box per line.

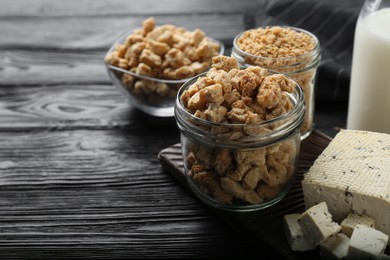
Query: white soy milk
xmin=347 ymin=8 xmax=390 ymax=133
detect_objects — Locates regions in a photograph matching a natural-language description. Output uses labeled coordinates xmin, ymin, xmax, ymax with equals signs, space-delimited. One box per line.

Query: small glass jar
xmin=232 ymin=26 xmax=321 ymax=139
xmin=174 ymin=72 xmax=305 ymax=212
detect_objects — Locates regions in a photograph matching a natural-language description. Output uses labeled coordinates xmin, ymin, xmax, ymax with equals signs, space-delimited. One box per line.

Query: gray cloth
xmin=246 ymin=0 xmax=365 ymax=103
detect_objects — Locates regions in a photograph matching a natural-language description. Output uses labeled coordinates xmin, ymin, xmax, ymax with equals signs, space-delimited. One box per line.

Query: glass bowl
xmin=104 ymin=31 xmax=224 ymax=117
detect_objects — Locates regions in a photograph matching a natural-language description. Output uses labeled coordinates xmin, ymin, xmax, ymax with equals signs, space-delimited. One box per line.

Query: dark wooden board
xmin=158 ymin=129 xmax=333 ymax=259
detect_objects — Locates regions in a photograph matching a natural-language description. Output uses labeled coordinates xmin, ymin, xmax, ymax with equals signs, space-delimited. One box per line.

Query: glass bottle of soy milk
xmin=347 ymin=0 xmax=390 ymax=134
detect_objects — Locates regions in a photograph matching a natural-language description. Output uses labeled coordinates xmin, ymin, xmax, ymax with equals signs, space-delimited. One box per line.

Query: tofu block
xmin=319 ymin=233 xmax=350 ymax=260
xmin=301 ymin=130 xmax=390 ymax=244
xmin=298 ymin=202 xmax=341 ymax=245
xmin=341 ymin=213 xmax=375 ymax=237
xmin=347 ymin=224 xmax=389 ymax=259
xmin=283 ymin=213 xmax=316 ymax=252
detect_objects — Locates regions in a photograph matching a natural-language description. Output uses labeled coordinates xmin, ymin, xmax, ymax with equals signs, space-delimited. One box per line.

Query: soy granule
xmin=237 ymin=26 xmax=316 ymax=59
xmin=235 ymin=26 xmax=319 ymax=136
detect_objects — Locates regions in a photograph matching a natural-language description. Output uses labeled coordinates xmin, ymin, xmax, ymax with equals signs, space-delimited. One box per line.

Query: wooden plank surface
xmin=1 ymin=1 xmax=263 ymax=258
xmin=0 ymin=0 xmax=254 ymax=16
xmin=0 ymin=84 xmax=130 ymax=129
xmin=0 ymin=82 xmax=345 ymax=137
xmin=0 ymin=51 xmax=109 ymax=86
xmin=0 ymin=126 xmax=266 ymax=259
xmin=0 ymin=15 xmax=244 ymax=50
xmin=0 ymin=0 xmax=349 ymax=259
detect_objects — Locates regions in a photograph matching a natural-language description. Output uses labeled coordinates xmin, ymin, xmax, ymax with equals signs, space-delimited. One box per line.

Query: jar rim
xmin=232 ymin=25 xmax=320 ymax=63
xmin=175 ymin=70 xmax=306 ymax=143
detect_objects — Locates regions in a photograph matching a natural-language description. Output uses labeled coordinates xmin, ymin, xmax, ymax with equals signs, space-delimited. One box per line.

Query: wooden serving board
xmin=158 ymin=129 xmax=332 ymax=259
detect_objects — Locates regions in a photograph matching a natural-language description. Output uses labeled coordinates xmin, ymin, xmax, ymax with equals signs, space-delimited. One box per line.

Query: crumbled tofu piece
xmin=347 ymin=224 xmax=389 ymax=259
xmin=298 ymin=202 xmax=341 ymax=245
xmin=284 ymin=214 xmax=316 ymax=252
xmin=341 ymin=213 xmax=375 ymax=238
xmin=319 ymin=233 xmax=350 ymax=260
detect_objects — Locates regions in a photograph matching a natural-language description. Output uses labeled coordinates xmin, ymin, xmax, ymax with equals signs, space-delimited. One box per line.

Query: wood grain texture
xmin=0 ymin=50 xmax=109 ymax=86
xmin=0 ymin=128 xmax=269 ymax=259
xmin=0 ymin=0 xmax=350 ymax=259
xmin=0 ymin=84 xmax=129 ymax=129
xmin=0 ymin=75 xmax=344 ymax=137
xmin=0 ymin=15 xmax=245 ymax=50
xmin=0 ymin=47 xmax=230 ymax=86
xmin=0 ymin=0 xmax=254 ymax=16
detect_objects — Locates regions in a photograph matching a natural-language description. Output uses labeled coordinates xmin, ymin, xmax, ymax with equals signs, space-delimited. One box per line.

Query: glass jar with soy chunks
xmin=175 ymin=56 xmax=305 ymax=212
xmin=232 ymin=26 xmax=321 ymax=139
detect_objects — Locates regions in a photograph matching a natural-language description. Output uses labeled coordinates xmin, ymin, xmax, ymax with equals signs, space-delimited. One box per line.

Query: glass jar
xmin=231 ymin=26 xmax=321 ymax=140
xmin=347 ymin=0 xmax=390 ymax=133
xmin=174 ymin=72 xmax=305 ymax=212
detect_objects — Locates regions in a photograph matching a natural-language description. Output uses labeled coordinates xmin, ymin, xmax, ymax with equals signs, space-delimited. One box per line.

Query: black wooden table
xmin=0 ymin=1 xmax=350 ymax=259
